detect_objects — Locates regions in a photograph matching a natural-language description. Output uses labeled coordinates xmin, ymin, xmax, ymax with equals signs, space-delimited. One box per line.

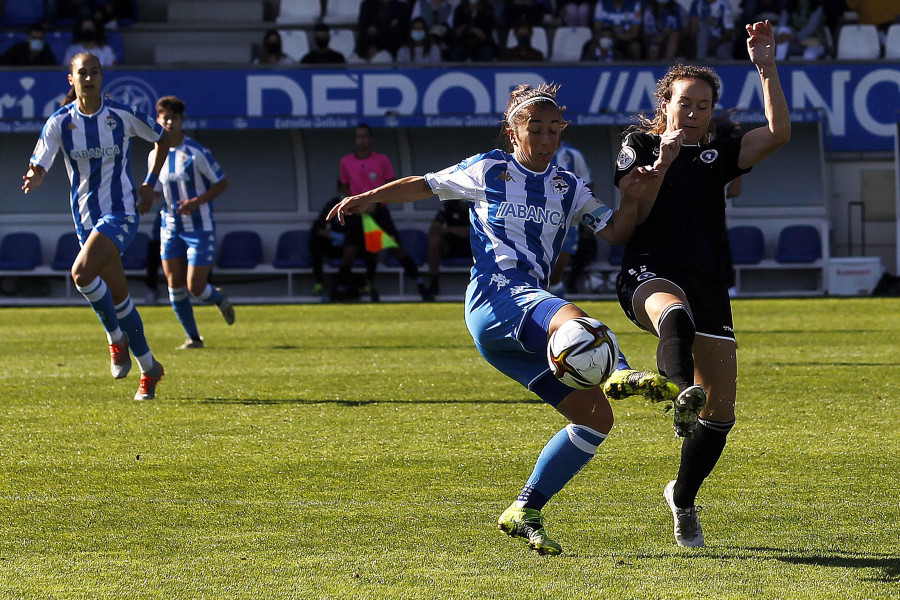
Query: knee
xmin=187 ymin=282 xmax=206 ymax=297
xmin=658 ymin=303 xmax=695 ymax=339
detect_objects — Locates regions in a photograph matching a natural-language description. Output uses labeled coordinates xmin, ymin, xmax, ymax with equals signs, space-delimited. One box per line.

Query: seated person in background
xmin=358 ymin=0 xmax=411 ymax=57
xmin=581 ymin=26 xmax=622 ymax=60
xmin=447 ymin=0 xmax=498 ymax=62
xmin=592 ymin=0 xmax=643 ymax=60
xmin=0 ymin=22 xmax=58 ymax=66
xmin=63 ymin=17 xmax=118 ymax=65
xmin=308 ymin=182 xmax=370 ymax=301
xmin=347 ymin=26 xmax=394 ymax=63
xmin=549 ymin=139 xmax=593 ymax=297
xmin=254 ymin=29 xmax=294 ymax=65
xmin=499 ymin=21 xmax=545 ymax=61
xmin=396 ymin=17 xmax=443 ymax=63
xmin=686 ymin=0 xmax=736 ymax=59
xmin=643 ymin=0 xmax=686 ymax=60
xmin=56 ymin=0 xmax=134 ymax=29
xmin=426 ymin=199 xmax=472 ymax=296
xmin=301 ymin=23 xmax=347 ymax=64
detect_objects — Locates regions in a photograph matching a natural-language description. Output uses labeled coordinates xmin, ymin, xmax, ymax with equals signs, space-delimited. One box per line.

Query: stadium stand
xmin=218 ymin=231 xmax=264 ymax=269
xmin=121 ymin=232 xmax=149 ymax=270
xmin=273 ymin=230 xmax=311 ymax=269
xmin=0 ymin=232 xmax=43 ymax=270
xmin=327 ymin=27 xmax=357 ymax=58
xmin=505 ymin=26 xmax=550 ymax=58
xmin=50 ymin=233 xmax=81 ymax=271
xmin=279 ymin=29 xmax=310 ymax=61
xmin=383 ymin=229 xmax=428 ymax=267
xmin=167 ymin=1 xmax=264 ymax=23
xmin=885 ymin=23 xmax=900 ymax=59
xmin=323 ymin=0 xmax=365 ymax=27
xmin=777 ymin=225 xmax=823 ymax=264
xmin=728 ymin=225 xmax=766 ymax=265
xmin=1 ymin=0 xmax=44 ymax=27
xmin=836 ymin=24 xmax=881 ymax=59
xmin=276 ymin=0 xmax=323 ymax=25
xmin=549 ymin=26 xmax=592 ymax=62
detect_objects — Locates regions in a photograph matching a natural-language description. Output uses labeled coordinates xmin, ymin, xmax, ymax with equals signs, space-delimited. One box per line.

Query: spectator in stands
xmin=581 ymin=26 xmax=622 ymax=60
xmin=411 ymin=0 xmax=455 ymax=30
xmin=63 ymin=17 xmax=117 ymax=66
xmin=771 ymin=0 xmax=832 ymax=60
xmin=643 ymin=0 xmax=687 ymax=60
xmin=348 ymin=26 xmax=394 ymax=63
xmin=149 ymin=95 xmax=235 ymax=349
xmin=557 ymin=0 xmax=593 ymax=27
xmin=254 ymin=29 xmax=294 ymax=65
xmin=735 ymin=0 xmax=787 ymax=58
xmin=301 ymin=24 xmax=347 ymax=64
xmin=358 ymin=0 xmax=411 ymax=57
xmin=686 ymin=0 xmax=737 ymax=59
xmin=592 ymin=0 xmax=643 ymax=60
xmin=308 ymin=181 xmax=370 ymax=301
xmin=425 ymin=199 xmax=472 ymax=296
xmin=504 ymin=0 xmax=550 ymax=29
xmin=447 ymin=0 xmax=498 ymax=62
xmin=396 ymin=17 xmax=443 ymax=63
xmin=549 ymin=139 xmax=594 ymax=297
xmin=0 ymin=22 xmax=58 ymax=66
xmin=55 ymin=0 xmax=134 ymax=29
xmin=23 ymin=52 xmax=170 ymax=400
xmin=339 ymin=123 xmax=434 ymax=301
xmin=499 ymin=21 xmax=546 ymax=60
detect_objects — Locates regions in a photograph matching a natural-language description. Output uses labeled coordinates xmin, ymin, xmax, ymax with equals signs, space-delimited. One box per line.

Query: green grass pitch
xmin=0 ymin=298 xmax=897 ymax=599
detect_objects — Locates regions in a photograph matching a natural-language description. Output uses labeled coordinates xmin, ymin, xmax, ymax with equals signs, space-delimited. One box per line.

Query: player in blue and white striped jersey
xmin=149 ymin=96 xmax=234 ymax=350
xmin=329 ymin=83 xmax=677 ymax=555
xmin=22 ymin=52 xmax=170 ymax=401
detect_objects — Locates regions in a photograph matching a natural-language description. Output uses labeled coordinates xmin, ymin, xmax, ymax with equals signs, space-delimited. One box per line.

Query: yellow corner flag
xmin=361 ymin=213 xmax=399 ymax=253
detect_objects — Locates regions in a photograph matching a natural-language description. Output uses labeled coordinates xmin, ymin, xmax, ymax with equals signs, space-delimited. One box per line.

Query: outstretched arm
xmin=327 ymin=176 xmax=433 ymax=224
xmin=600 ymin=166 xmax=661 ymax=245
xmin=22 ymin=164 xmax=46 ymax=194
xmin=739 ymin=20 xmax=791 ymax=169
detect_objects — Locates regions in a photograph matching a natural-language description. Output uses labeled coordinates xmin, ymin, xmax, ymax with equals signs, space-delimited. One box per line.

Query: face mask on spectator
xmin=411 ymin=30 xmax=426 ymax=42
xmin=30 ymin=39 xmax=45 ymax=52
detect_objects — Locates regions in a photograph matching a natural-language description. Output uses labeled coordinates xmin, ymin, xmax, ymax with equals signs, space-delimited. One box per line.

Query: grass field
xmin=0 ymin=298 xmax=898 ymax=599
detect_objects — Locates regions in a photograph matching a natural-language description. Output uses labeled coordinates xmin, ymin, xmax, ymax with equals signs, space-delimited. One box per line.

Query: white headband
xmin=506 ymin=95 xmax=557 ymax=125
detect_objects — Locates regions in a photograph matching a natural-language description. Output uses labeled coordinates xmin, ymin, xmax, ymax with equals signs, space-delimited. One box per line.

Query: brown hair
xmin=498 ymin=82 xmax=567 ymax=151
xmin=156 ymin=95 xmax=186 ymax=115
xmin=62 ymin=51 xmax=101 ymax=106
xmin=634 ymin=64 xmax=720 ymax=135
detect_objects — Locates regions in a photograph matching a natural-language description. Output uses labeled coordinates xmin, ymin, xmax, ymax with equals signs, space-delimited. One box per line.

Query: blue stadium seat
xmin=0 ymin=32 xmax=27 ymax=55
xmin=607 ymin=244 xmax=624 ymax=266
xmin=51 ymin=232 xmax=81 ymax=271
xmin=107 ymin=31 xmax=125 ymax=63
xmin=0 ymin=232 xmax=43 ymax=270
xmin=728 ymin=225 xmax=765 ymax=264
xmin=384 ymin=229 xmax=428 ymax=267
xmin=273 ymin=230 xmax=311 ymax=268
xmin=1 ymin=0 xmax=44 ymax=27
xmin=45 ymin=31 xmax=72 ymax=64
xmin=218 ymin=230 xmax=263 ymax=269
xmin=121 ymin=232 xmax=149 ymax=269
xmin=776 ymin=225 xmax=822 ymax=263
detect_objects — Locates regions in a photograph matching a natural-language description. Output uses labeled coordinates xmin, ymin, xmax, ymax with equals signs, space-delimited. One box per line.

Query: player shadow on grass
xmin=200 ymin=398 xmax=544 ymax=406
xmin=735 ymin=546 xmax=900 ymax=582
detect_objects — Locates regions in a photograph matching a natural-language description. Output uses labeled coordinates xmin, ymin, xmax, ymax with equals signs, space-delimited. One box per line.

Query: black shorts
xmin=616 ymin=261 xmax=735 ymax=340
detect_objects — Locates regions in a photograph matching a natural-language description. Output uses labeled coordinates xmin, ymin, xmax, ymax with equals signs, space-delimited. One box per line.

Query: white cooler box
xmin=826 ymin=257 xmax=884 ymax=296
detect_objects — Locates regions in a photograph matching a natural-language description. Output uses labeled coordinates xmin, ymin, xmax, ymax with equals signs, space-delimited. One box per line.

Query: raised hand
xmin=746 ymin=20 xmax=776 ymax=68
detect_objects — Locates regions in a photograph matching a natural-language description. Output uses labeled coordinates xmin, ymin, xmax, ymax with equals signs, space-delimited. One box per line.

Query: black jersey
xmin=614 ymin=131 xmax=751 ymax=282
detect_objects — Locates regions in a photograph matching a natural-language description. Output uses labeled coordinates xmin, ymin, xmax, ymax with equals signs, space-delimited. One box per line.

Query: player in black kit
xmin=611 ymin=20 xmax=790 ymax=547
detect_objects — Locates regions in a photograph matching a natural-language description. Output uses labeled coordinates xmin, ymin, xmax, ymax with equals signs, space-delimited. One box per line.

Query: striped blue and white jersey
xmin=30 ymin=98 xmax=163 ymax=238
xmin=425 ymin=149 xmax=613 ymax=288
xmin=150 ymin=136 xmax=225 ymax=233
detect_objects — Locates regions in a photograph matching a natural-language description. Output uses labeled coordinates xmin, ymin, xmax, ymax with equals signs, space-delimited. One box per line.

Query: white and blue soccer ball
xmin=547 ymin=317 xmax=619 ymax=389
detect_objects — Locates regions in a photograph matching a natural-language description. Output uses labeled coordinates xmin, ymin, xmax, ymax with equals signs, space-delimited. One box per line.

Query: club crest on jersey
xmin=616 ymin=147 xmax=636 ymax=170
xmin=551 ymin=176 xmax=569 ymax=195
xmin=105 ymin=115 xmax=117 ymax=130
xmin=700 ymin=149 xmax=719 ymax=163
xmin=67 ymin=122 xmax=77 ymax=130
xmin=496 ymin=170 xmax=515 ymax=182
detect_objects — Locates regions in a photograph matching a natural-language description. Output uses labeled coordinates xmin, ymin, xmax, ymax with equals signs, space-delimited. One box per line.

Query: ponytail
xmin=62 ymin=86 xmax=76 ymax=106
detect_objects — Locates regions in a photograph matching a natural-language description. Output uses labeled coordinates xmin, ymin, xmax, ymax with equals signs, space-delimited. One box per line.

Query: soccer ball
xmin=547 ymin=317 xmax=619 ymax=389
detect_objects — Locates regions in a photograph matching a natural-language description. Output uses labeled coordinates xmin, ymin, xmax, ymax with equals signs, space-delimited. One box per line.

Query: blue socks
xmin=169 ymin=286 xmax=200 ymax=340
xmin=198 ymin=284 xmax=222 ymax=305
xmin=76 ymin=277 xmax=120 ymax=336
xmin=115 ymin=296 xmax=153 ymax=371
xmin=516 ymin=424 xmax=608 ymax=510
